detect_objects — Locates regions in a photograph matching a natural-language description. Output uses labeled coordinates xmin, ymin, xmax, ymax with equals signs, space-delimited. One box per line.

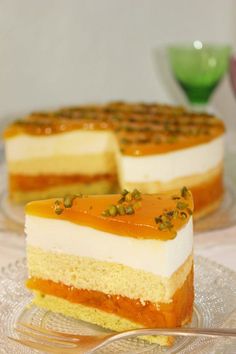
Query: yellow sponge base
xmin=33 ymin=291 xmax=173 ymax=346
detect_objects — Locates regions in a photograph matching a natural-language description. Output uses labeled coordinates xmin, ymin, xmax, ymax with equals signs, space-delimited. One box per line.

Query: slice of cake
xmin=25 ymin=188 xmax=194 ymax=346
xmin=4 ymin=102 xmax=224 ymax=218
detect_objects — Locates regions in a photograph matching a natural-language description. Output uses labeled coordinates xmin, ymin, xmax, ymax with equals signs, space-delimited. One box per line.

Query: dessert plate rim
xmin=0 ymin=255 xmax=235 ymax=354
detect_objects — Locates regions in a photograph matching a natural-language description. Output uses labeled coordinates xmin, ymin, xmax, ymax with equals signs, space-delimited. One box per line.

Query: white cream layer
xmin=6 ymin=130 xmax=223 ymax=183
xmin=119 ymin=136 xmax=224 ymax=183
xmin=6 ymin=131 xmax=116 ymax=161
xmin=26 ymin=215 xmax=193 ymax=278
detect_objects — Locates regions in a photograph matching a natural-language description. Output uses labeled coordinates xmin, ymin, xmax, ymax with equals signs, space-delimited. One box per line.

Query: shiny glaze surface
xmin=26 ymin=191 xmax=193 ymax=240
xmin=4 ymin=102 xmax=225 ymax=156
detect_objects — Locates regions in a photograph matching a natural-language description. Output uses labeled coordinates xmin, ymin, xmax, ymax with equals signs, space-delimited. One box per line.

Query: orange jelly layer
xmin=26 ymin=193 xmax=193 ymax=240
xmin=10 ymin=173 xmax=117 ymax=192
xmin=27 ymin=268 xmax=193 ymax=328
xmin=191 ymin=172 xmax=223 ymax=212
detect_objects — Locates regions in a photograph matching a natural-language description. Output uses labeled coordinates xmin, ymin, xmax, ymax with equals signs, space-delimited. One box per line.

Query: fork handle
xmin=109 ymin=327 xmax=236 ymax=341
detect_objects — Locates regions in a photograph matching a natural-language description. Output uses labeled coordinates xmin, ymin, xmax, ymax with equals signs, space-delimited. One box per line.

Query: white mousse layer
xmin=119 ymin=136 xmax=224 ymax=183
xmin=6 ymin=131 xmax=116 ymax=161
xmin=6 ymin=130 xmax=223 ymax=182
xmin=26 ymin=215 xmax=193 ymax=278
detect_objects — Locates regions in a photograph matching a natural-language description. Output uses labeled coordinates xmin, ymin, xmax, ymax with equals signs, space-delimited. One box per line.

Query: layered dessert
xmin=25 ymin=188 xmax=194 ymax=346
xmin=4 ymin=102 xmax=224 ymax=217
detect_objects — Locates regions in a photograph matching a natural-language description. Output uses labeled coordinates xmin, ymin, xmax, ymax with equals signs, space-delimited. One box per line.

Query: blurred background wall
xmin=0 ymin=0 xmax=235 ymax=129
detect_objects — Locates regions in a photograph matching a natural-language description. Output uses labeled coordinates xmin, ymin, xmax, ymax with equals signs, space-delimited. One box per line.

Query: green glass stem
xmin=177 ymin=79 xmax=220 ymax=104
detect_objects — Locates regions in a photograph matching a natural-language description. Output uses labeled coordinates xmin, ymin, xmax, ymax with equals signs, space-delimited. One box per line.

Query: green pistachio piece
xmin=121 ymin=189 xmax=129 ymax=196
xmin=125 ymin=205 xmax=134 ymax=215
xmin=131 ymin=188 xmax=142 ymax=200
xmin=108 ymin=205 xmax=118 ymax=216
xmin=180 ymin=211 xmax=188 ymax=219
xmin=176 ymin=201 xmax=188 ymax=210
xmin=54 ymin=200 xmax=63 ymax=215
xmin=63 ymin=194 xmax=76 ymax=208
xmin=125 ymin=192 xmax=132 ymax=202
xmin=155 ymin=216 xmax=162 ymax=224
xmin=181 ymin=186 xmax=190 ymax=199
xmin=117 ymin=204 xmax=126 ymax=215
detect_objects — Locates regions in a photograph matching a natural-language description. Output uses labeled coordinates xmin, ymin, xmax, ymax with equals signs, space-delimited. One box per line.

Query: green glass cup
xmin=167 ymin=42 xmax=231 ymax=107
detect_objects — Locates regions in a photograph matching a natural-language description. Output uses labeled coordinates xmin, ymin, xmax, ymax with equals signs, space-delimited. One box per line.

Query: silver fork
xmin=8 ymin=322 xmax=236 ymax=354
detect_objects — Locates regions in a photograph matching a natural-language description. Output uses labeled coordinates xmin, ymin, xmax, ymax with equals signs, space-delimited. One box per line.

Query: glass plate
xmin=1 ymin=154 xmax=236 ymax=235
xmin=0 ymin=256 xmax=235 ymax=353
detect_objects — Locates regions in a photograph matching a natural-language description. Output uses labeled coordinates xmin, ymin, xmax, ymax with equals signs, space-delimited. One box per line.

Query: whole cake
xmin=25 ymin=188 xmax=194 ymax=346
xmin=4 ymin=102 xmax=224 ymax=217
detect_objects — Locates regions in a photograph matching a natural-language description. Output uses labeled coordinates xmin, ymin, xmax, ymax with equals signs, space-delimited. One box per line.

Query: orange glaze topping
xmin=26 ymin=268 xmax=194 ymax=328
xmin=25 ymin=190 xmax=193 ymax=240
xmin=4 ymin=102 xmax=225 ymax=156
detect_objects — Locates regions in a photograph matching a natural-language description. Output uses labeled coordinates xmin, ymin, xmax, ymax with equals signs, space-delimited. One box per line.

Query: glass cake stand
xmin=0 ymin=256 xmax=235 ymax=353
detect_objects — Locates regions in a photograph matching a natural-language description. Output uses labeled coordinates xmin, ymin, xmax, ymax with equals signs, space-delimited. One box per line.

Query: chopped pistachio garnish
xmin=117 ymin=204 xmax=126 ymax=215
xmin=166 ymin=210 xmax=174 ymax=219
xmin=131 ymin=188 xmax=142 ymax=200
xmin=155 ymin=211 xmax=175 ymax=231
xmin=118 ymin=189 xmax=129 ymax=203
xmin=54 ymin=200 xmax=64 ymax=215
xmin=176 ymin=201 xmax=188 ymax=210
xmin=154 ymin=198 xmax=191 ymax=232
xmin=108 ymin=205 xmax=118 ymax=217
xmin=121 ymin=189 xmax=129 ymax=196
xmin=154 ymin=216 xmax=162 ymax=224
xmin=161 ymin=214 xmax=168 ymax=223
xmin=158 ymin=223 xmax=167 ymax=231
xmin=63 ymin=194 xmax=76 ymax=208
xmin=125 ymin=205 xmax=134 ymax=215
xmin=125 ymin=192 xmax=132 ymax=202
xmin=102 ymin=189 xmax=142 ymax=217
xmin=181 ymin=186 xmax=190 ymax=199
xmin=118 ymin=196 xmax=125 ymax=204
xmin=172 ymin=209 xmax=179 ymax=219
xmin=180 ymin=211 xmax=188 ymax=219
xmin=158 ymin=220 xmax=173 ymax=231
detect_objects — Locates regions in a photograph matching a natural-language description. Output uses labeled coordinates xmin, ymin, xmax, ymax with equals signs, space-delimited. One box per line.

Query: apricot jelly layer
xmin=190 ymin=172 xmax=223 ymax=213
xmin=27 ymin=268 xmax=193 ymax=328
xmin=10 ymin=173 xmax=117 ymax=192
